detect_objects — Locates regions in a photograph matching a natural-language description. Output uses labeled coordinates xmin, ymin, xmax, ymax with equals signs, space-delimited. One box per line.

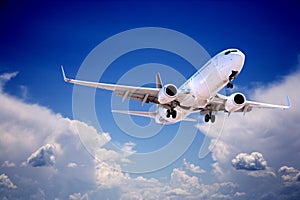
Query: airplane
xmin=61 ymin=48 xmax=290 ymax=124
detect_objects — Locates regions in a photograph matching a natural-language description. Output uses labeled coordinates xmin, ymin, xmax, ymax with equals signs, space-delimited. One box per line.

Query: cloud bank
xmin=1 ymin=61 xmax=300 ymax=199
xmin=0 ymin=72 xmax=238 ymax=199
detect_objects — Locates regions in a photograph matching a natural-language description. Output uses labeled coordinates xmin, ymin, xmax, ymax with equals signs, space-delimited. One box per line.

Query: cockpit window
xmin=225 ymin=50 xmax=238 ymax=55
xmin=225 ymin=51 xmax=231 ymax=55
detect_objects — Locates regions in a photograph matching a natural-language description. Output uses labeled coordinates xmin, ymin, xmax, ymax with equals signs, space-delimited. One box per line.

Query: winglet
xmin=61 ymin=66 xmax=71 ymax=82
xmin=156 ymin=72 xmax=163 ymax=89
xmin=286 ymin=96 xmax=291 ymax=108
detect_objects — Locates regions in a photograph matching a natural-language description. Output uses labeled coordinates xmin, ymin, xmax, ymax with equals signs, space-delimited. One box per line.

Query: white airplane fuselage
xmin=155 ymin=49 xmax=245 ymax=124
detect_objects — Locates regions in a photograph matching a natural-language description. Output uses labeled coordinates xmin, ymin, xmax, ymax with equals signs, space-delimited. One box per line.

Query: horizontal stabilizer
xmin=182 ymin=117 xmax=197 ymax=122
xmin=112 ymin=110 xmax=156 ymax=118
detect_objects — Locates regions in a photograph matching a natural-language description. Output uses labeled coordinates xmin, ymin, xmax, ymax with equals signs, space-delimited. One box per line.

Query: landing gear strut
xmin=227 ymin=70 xmax=238 ymax=89
xmin=204 ymin=113 xmax=216 ymax=123
xmin=167 ymin=109 xmax=177 ymax=119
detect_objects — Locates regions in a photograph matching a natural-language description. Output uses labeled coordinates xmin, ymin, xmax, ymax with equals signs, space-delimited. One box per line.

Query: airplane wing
xmin=245 ymin=96 xmax=290 ymax=109
xmin=61 ymin=66 xmax=160 ymax=105
xmin=200 ymin=93 xmax=290 ymax=114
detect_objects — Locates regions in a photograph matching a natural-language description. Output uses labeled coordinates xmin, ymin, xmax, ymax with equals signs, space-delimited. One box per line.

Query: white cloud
xmin=279 ymin=166 xmax=299 ymax=174
xmin=67 ymin=162 xmax=78 ymax=168
xmin=69 ymin=192 xmax=88 ymax=200
xmin=170 ymin=168 xmax=199 ymax=192
xmin=278 ymin=166 xmax=300 ymax=186
xmin=0 ymin=174 xmax=17 ymax=189
xmin=183 ymin=159 xmax=205 ymax=174
xmin=0 ymin=72 xmax=18 ymax=92
xmin=1 ymin=161 xmax=16 ymax=168
xmin=25 ymin=144 xmax=56 ymax=167
xmin=231 ymin=152 xmax=267 ymax=171
xmin=121 ymin=142 xmax=136 ymax=158
xmin=0 ymin=72 xmax=126 ymax=198
xmin=95 ymin=162 xmax=129 ymax=189
xmin=234 ymin=192 xmax=246 ymax=197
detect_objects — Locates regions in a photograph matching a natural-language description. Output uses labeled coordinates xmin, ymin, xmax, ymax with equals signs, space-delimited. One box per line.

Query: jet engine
xmin=158 ymin=84 xmax=178 ymax=104
xmin=225 ymin=93 xmax=246 ymax=112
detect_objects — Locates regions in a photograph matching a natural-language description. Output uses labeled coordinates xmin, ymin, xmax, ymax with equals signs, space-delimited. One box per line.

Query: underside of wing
xmin=198 ymin=93 xmax=227 ymax=114
xmin=245 ymin=96 xmax=290 ymax=110
xmin=200 ymin=93 xmax=290 ymax=114
xmin=114 ymin=90 xmax=159 ymax=104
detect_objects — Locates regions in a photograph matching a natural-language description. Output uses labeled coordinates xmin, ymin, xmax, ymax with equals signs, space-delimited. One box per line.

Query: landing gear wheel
xmin=210 ymin=115 xmax=216 ymax=123
xmin=204 ymin=114 xmax=216 ymax=123
xmin=227 ymin=82 xmax=233 ymax=89
xmin=204 ymin=114 xmax=210 ymax=122
xmin=166 ymin=110 xmax=171 ymax=118
xmin=172 ymin=110 xmax=177 ymax=119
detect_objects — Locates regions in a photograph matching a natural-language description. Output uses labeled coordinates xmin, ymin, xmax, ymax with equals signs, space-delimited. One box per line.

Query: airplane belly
xmin=191 ymin=60 xmax=225 ymax=106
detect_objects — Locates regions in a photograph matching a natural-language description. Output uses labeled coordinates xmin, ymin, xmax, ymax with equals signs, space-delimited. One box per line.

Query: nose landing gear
xmin=227 ymin=70 xmax=238 ymax=89
xmin=227 ymin=82 xmax=233 ymax=89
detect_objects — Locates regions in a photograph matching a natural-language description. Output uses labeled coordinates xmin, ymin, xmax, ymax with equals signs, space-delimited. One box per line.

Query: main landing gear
xmin=204 ymin=113 xmax=216 ymax=123
xmin=166 ymin=109 xmax=177 ymax=119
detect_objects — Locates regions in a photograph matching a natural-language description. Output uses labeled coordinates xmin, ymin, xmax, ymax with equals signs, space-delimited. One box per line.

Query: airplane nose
xmin=232 ymin=51 xmax=245 ymax=70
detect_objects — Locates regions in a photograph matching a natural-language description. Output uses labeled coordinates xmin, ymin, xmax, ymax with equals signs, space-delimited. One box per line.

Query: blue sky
xmin=1 ymin=0 xmax=300 ymax=199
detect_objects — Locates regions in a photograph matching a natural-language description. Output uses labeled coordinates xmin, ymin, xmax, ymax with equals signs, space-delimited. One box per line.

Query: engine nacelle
xmin=225 ymin=93 xmax=246 ymax=112
xmin=158 ymin=84 xmax=178 ymax=104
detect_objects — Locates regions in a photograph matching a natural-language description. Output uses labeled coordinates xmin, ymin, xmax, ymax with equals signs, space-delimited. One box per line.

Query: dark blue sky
xmin=0 ymin=1 xmax=300 ymax=199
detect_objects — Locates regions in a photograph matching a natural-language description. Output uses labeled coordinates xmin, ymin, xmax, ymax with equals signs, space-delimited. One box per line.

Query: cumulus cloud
xmin=0 ymin=174 xmax=17 ymax=189
xmin=231 ymin=152 xmax=277 ymax=178
xmin=278 ymin=166 xmax=300 ymax=186
xmin=0 ymin=72 xmax=127 ymax=198
xmin=183 ymin=159 xmax=205 ymax=174
xmin=67 ymin=162 xmax=78 ymax=168
xmin=25 ymin=144 xmax=56 ymax=167
xmin=231 ymin=152 xmax=267 ymax=171
xmin=1 ymin=161 xmax=16 ymax=168
xmin=279 ymin=166 xmax=299 ymax=174
xmin=69 ymin=192 xmax=88 ymax=200
xmin=170 ymin=168 xmax=199 ymax=190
